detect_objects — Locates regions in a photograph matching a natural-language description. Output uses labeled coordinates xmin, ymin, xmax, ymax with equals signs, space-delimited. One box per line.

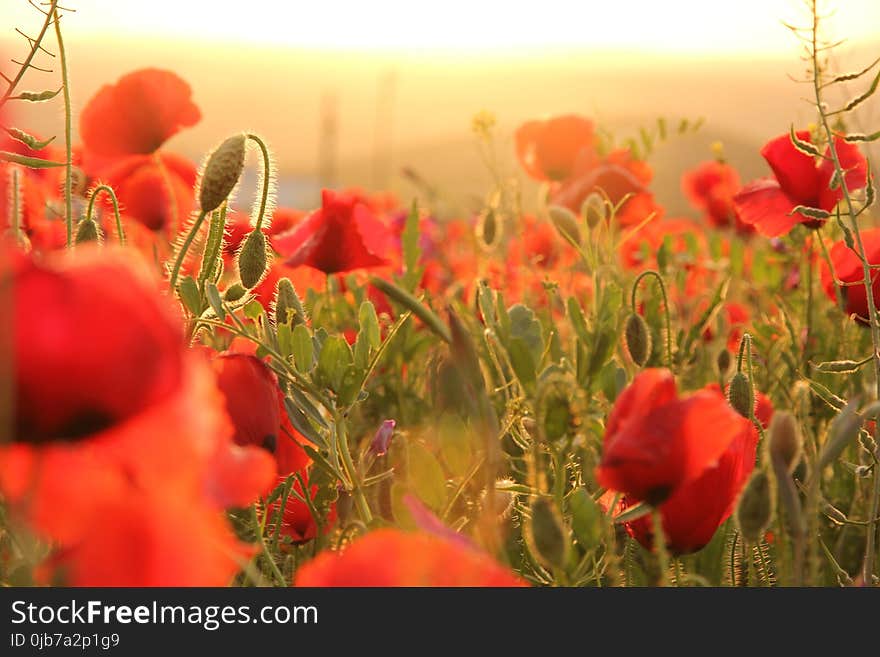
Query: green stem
xmin=168 ymin=210 xmax=207 ymax=291
xmin=0 ymin=1 xmax=57 ymax=107
xmin=334 ymin=409 xmax=372 ymax=524
xmin=250 ymin=504 xmax=286 ymax=586
xmin=246 ymin=134 xmax=272 ymax=230
xmin=631 ymin=270 xmax=673 ymax=367
xmin=198 ymin=205 xmax=227 ymax=290
xmin=52 ymin=6 xmax=72 ymax=248
xmin=809 ymin=0 xmax=880 ymax=583
xmin=86 ymin=184 xmax=124 ymax=246
xmin=805 ymin=233 xmax=814 ymax=365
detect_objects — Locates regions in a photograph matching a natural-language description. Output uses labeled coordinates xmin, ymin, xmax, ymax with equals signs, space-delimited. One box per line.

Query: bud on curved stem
xmin=86 ymin=183 xmax=124 ymax=246
xmin=199 ymin=133 xmax=247 ymax=213
xmin=74 ymin=216 xmax=101 ymax=244
xmin=238 ymin=229 xmax=268 ymax=289
xmin=630 ymin=270 xmax=673 ymax=367
xmin=623 ymin=312 xmax=652 ymax=367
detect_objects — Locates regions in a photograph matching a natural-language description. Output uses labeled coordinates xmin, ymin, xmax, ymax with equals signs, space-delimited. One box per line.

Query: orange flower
xmin=515 ymin=115 xmax=596 ymax=181
xmin=294 ymin=529 xmax=526 ymax=586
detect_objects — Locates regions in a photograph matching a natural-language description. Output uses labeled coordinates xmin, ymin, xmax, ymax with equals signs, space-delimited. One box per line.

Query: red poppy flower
xmin=266 ymin=475 xmax=336 ymax=545
xmin=596 ymin=368 xmax=752 ymax=504
xmin=273 ymin=189 xmax=394 ymax=274
xmin=733 ymin=131 xmax=868 ymax=237
xmin=551 ymin=148 xmax=658 ymax=227
xmin=606 ymin=384 xmax=767 ymax=554
xmin=294 ymin=529 xmax=526 ymax=586
xmin=702 ymin=302 xmax=750 ymax=352
xmin=79 ymin=68 xmax=200 ymax=159
xmin=212 ymin=353 xmax=282 ymax=451
xmin=682 ymin=160 xmax=752 ymax=234
xmin=515 ymin=115 xmax=596 ymax=181
xmin=821 ymin=227 xmax=880 ymax=321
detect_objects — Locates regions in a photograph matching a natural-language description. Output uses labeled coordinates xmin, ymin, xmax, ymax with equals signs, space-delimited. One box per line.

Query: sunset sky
xmin=4 ymin=0 xmax=879 ymax=55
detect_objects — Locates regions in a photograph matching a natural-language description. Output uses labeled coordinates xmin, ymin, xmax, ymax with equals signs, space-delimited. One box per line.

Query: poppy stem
xmin=246 ymin=134 xmax=273 ymax=231
xmin=86 ymin=184 xmax=124 ymax=246
xmin=198 ymin=205 xmax=227 ymax=292
xmin=250 ymin=505 xmax=287 ymax=586
xmin=334 ymin=409 xmax=373 ymax=525
xmin=809 ymin=0 xmax=880 ymax=583
xmin=630 ymin=270 xmax=673 ymax=367
xmin=168 ymin=210 xmax=207 ymax=292
xmin=804 ymin=233 xmax=815 ymax=365
xmin=52 ymin=6 xmax=73 ymax=248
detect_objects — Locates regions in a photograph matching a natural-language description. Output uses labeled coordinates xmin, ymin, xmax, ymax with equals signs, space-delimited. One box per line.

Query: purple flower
xmin=369 ymin=419 xmax=396 ymax=456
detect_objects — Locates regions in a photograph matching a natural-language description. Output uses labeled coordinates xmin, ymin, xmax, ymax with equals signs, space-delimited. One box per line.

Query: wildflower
xmin=681 ymin=160 xmax=752 ymax=235
xmin=821 ymin=228 xmax=880 ymax=322
xmin=515 ymin=114 xmax=596 ymax=181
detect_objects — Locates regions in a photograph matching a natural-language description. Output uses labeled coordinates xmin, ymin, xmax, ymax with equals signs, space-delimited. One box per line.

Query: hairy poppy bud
xmin=728 ymin=372 xmax=753 ymax=418
xmin=199 ymin=133 xmax=247 ymax=213
xmin=548 ymin=205 xmax=581 ymax=245
xmin=717 ymin=349 xmax=732 ymax=376
xmin=224 ymin=283 xmax=247 ymax=302
xmin=238 ymin=229 xmax=267 ymax=289
xmin=74 ymin=217 xmax=101 ymax=244
xmin=735 ymin=470 xmax=773 ymax=543
xmin=476 ymin=207 xmax=502 ymax=251
xmin=623 ymin=313 xmax=651 ymax=367
xmin=769 ymin=411 xmax=802 ymax=473
xmin=581 ymin=192 xmax=606 ymax=229
xmin=527 ymin=497 xmax=567 ymax=570
xmin=274 ymin=277 xmax=306 ymax=326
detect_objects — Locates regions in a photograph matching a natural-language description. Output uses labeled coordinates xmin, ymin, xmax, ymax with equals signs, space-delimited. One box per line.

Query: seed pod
xmin=526 ymin=497 xmax=567 ymax=570
xmin=548 ymin=205 xmax=581 ymax=245
xmin=717 ymin=349 xmax=732 ymax=376
xmin=768 ymin=411 xmax=802 ymax=473
xmin=74 ymin=217 xmax=101 ymax=244
xmin=623 ymin=313 xmax=651 ymax=367
xmin=199 ymin=133 xmax=247 ymax=213
xmin=581 ymin=192 xmax=606 ymax=229
xmin=237 ymin=229 xmax=267 ymax=289
xmin=274 ymin=277 xmax=306 ymax=326
xmin=735 ymin=470 xmax=773 ymax=543
xmin=728 ymin=372 xmax=753 ymax=418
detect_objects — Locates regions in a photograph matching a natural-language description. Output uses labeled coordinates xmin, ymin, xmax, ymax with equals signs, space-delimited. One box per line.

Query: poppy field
xmin=2 ymin=1 xmax=880 ymax=588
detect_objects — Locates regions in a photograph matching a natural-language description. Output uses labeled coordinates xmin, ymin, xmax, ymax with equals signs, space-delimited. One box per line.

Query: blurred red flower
xmin=821 ymin=227 xmax=880 ymax=322
xmin=79 ymin=69 xmax=201 ymax=234
xmin=293 ymin=529 xmax=526 ymax=586
xmin=266 ymin=475 xmax=335 ymax=545
xmin=212 ymin=353 xmax=281 ymax=451
xmin=682 ymin=160 xmax=753 ymax=235
xmin=606 ymin=384 xmax=767 ymax=554
xmin=273 ymin=189 xmax=394 ymax=274
xmin=596 ymin=368 xmax=752 ymax=504
xmin=733 ymin=131 xmax=867 ymax=237
xmin=515 ymin=115 xmax=596 ymax=181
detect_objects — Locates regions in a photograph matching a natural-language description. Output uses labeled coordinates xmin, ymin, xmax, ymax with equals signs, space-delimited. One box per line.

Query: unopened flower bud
xmin=735 ymin=470 xmax=773 ymax=543
xmin=238 ymin=229 xmax=267 ymax=289
xmin=548 ymin=205 xmax=581 ymax=245
xmin=717 ymin=349 xmax=732 ymax=376
xmin=369 ymin=419 xmax=396 ymax=457
xmin=224 ymin=283 xmax=247 ymax=302
xmin=199 ymin=133 xmax=247 ymax=212
xmin=74 ymin=217 xmax=101 ymax=244
xmin=769 ymin=411 xmax=802 ymax=473
xmin=623 ymin=313 xmax=652 ymax=367
xmin=581 ymin=192 xmax=606 ymax=229
xmin=274 ymin=277 xmax=306 ymax=326
xmin=728 ymin=372 xmax=753 ymax=418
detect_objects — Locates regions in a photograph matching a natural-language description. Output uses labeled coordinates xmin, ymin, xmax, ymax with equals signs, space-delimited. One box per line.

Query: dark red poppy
xmin=515 ymin=115 xmax=596 ymax=181
xmin=79 ymin=68 xmax=200 ymax=159
xmin=606 ymin=384 xmax=767 ymax=554
xmin=551 ymin=148 xmax=658 ymax=227
xmin=596 ymin=368 xmax=752 ymax=505
xmin=821 ymin=227 xmax=880 ymax=321
xmin=273 ymin=189 xmax=394 ymax=274
xmin=682 ymin=160 xmax=753 ymax=234
xmin=293 ymin=529 xmax=526 ymax=586
xmin=266 ymin=475 xmax=336 ymax=545
xmin=212 ymin=353 xmax=282 ymax=451
xmin=733 ymin=131 xmax=868 ymax=237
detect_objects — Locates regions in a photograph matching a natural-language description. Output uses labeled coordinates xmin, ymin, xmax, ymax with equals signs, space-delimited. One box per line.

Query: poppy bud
xmin=623 ymin=313 xmax=651 ymax=367
xmin=735 ymin=470 xmax=773 ymax=543
xmin=581 ymin=192 xmax=606 ymax=229
xmin=238 ymin=229 xmax=267 ymax=289
xmin=548 ymin=205 xmax=581 ymax=245
xmin=476 ymin=207 xmax=502 ymax=252
xmin=369 ymin=419 xmax=396 ymax=457
xmin=717 ymin=349 xmax=732 ymax=376
xmin=199 ymin=133 xmax=247 ymax=213
xmin=74 ymin=217 xmax=102 ymax=244
xmin=768 ymin=411 xmax=802 ymax=473
xmin=526 ymin=497 xmax=567 ymax=570
xmin=274 ymin=277 xmax=306 ymax=327
xmin=224 ymin=283 xmax=247 ymax=302
xmin=728 ymin=372 xmax=753 ymax=418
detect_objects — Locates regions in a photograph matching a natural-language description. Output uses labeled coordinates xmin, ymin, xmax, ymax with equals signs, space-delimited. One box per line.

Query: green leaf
xmin=0 ymin=151 xmax=65 ymax=168
xmin=844 ymin=130 xmax=880 ymax=143
xmin=818 ymin=400 xmax=864 ymax=471
xmin=567 ymin=297 xmax=590 ymax=345
xmin=3 ymin=127 xmax=55 ymax=151
xmin=789 ymin=205 xmax=830 ymax=220
xmin=843 ymin=67 xmax=880 ymax=112
xmin=507 ymin=337 xmax=537 ymax=389
xmin=508 ymin=303 xmax=544 ymax=363
xmin=613 ymin=501 xmax=652 ymax=524
xmin=316 ymin=334 xmax=353 ymax=393
xmin=438 ymin=414 xmax=473 ymax=478
xmin=358 ymin=301 xmax=381 ymax=350
xmin=569 ymin=488 xmax=601 ymax=549
xmin=177 ymin=276 xmax=201 ymax=315
xmin=789 ymin=125 xmax=822 ymax=158
xmin=282 ymin=397 xmax=327 ymax=450
xmin=13 ymin=88 xmax=62 ymax=102
xmin=401 ymin=199 xmax=422 ymax=290
xmin=277 ymin=322 xmax=294 ymax=358
xmin=292 ymin=324 xmax=314 ymax=373
xmin=370 ymin=276 xmax=451 ymax=343
xmin=407 ymin=442 xmax=447 ymax=510
xmin=205 ymin=283 xmax=224 ymax=318
xmin=243 ymin=300 xmax=264 ymax=320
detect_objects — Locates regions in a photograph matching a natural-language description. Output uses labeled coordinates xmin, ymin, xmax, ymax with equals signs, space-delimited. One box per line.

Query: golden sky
xmin=5 ymin=0 xmax=879 ymax=55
